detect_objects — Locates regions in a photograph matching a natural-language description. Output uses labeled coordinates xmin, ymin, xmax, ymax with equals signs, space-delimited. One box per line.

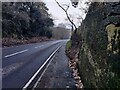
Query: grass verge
xmin=66 ymin=40 xmax=71 ymax=50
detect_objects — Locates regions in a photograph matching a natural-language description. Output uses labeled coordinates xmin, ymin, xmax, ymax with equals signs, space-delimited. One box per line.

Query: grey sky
xmin=43 ymin=0 xmax=88 ymax=28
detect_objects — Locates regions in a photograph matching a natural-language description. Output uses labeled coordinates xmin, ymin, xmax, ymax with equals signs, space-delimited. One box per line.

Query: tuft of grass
xmin=66 ymin=40 xmax=71 ymax=50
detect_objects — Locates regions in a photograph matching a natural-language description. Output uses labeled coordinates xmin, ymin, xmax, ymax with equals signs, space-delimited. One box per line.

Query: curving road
xmin=2 ymin=40 xmax=68 ymax=89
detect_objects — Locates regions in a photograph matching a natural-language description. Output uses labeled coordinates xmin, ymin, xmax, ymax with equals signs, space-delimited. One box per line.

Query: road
xmin=2 ymin=40 xmax=67 ymax=88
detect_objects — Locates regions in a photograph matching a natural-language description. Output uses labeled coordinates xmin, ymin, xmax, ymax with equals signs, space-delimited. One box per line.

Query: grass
xmin=66 ymin=40 xmax=71 ymax=50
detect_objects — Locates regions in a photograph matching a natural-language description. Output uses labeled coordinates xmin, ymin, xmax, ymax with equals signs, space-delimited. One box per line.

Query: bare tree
xmin=54 ymin=0 xmax=77 ymax=31
xmin=55 ymin=0 xmax=91 ymax=33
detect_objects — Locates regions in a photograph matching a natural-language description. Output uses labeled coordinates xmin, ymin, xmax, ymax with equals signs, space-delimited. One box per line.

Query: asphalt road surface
xmin=2 ymin=40 xmax=68 ymax=88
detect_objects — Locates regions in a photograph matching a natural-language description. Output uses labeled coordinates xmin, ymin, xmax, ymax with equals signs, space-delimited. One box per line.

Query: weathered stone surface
xmin=71 ymin=2 xmax=120 ymax=88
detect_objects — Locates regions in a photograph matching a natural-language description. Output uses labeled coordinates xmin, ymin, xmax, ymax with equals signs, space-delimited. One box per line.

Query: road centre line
xmin=4 ymin=49 xmax=28 ymax=58
xmin=35 ymin=45 xmax=44 ymax=49
xmin=22 ymin=46 xmax=61 ymax=89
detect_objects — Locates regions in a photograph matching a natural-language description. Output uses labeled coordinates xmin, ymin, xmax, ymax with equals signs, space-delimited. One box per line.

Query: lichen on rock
xmin=106 ymin=24 xmax=120 ymax=54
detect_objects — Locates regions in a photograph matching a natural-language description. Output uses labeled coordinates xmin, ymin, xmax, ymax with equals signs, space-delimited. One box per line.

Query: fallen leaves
xmin=66 ymin=46 xmax=84 ymax=89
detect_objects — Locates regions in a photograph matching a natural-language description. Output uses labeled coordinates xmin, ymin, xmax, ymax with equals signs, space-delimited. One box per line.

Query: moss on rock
xmin=71 ymin=2 xmax=120 ymax=88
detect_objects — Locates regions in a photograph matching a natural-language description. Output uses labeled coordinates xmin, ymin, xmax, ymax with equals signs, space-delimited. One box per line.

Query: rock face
xmin=74 ymin=2 xmax=120 ymax=88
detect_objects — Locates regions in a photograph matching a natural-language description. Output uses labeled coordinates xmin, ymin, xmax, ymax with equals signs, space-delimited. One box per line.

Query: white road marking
xmin=4 ymin=49 xmax=28 ymax=58
xmin=34 ymin=45 xmax=43 ymax=49
xmin=22 ymin=46 xmax=61 ymax=89
xmin=33 ymin=54 xmax=56 ymax=89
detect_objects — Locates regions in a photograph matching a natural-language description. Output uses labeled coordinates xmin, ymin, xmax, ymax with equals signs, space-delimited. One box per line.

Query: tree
xmin=55 ymin=0 xmax=90 ymax=33
xmin=2 ymin=2 xmax=54 ymax=39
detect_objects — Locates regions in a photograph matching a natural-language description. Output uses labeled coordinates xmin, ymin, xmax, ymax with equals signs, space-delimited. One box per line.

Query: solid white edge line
xmin=22 ymin=46 xmax=61 ymax=89
xmin=4 ymin=49 xmax=28 ymax=58
xmin=33 ymin=55 xmax=56 ymax=89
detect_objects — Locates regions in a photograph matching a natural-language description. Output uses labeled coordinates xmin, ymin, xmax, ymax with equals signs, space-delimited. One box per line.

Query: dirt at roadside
xmin=36 ymin=43 xmax=77 ymax=88
xmin=2 ymin=37 xmax=54 ymax=48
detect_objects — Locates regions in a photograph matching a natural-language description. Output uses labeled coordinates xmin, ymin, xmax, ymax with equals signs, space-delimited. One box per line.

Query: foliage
xmin=52 ymin=26 xmax=70 ymax=39
xmin=2 ymin=2 xmax=54 ymax=39
xmin=66 ymin=40 xmax=71 ymax=50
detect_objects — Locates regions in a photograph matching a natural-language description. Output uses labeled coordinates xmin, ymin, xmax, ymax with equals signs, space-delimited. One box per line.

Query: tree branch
xmin=55 ymin=0 xmax=77 ymax=30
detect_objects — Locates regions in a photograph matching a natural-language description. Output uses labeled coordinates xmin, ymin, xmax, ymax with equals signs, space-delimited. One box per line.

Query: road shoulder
xmin=35 ymin=43 xmax=76 ymax=88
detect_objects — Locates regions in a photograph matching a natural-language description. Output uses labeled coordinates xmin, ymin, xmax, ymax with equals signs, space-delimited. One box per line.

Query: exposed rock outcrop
xmin=71 ymin=2 xmax=120 ymax=88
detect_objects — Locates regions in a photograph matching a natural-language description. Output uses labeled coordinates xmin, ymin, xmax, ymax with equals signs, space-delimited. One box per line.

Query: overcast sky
xmin=43 ymin=0 xmax=88 ymax=28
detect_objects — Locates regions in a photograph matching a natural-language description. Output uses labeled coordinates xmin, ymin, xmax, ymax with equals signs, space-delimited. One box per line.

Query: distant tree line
xmin=2 ymin=2 xmax=54 ymax=39
xmin=52 ymin=26 xmax=71 ymax=39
